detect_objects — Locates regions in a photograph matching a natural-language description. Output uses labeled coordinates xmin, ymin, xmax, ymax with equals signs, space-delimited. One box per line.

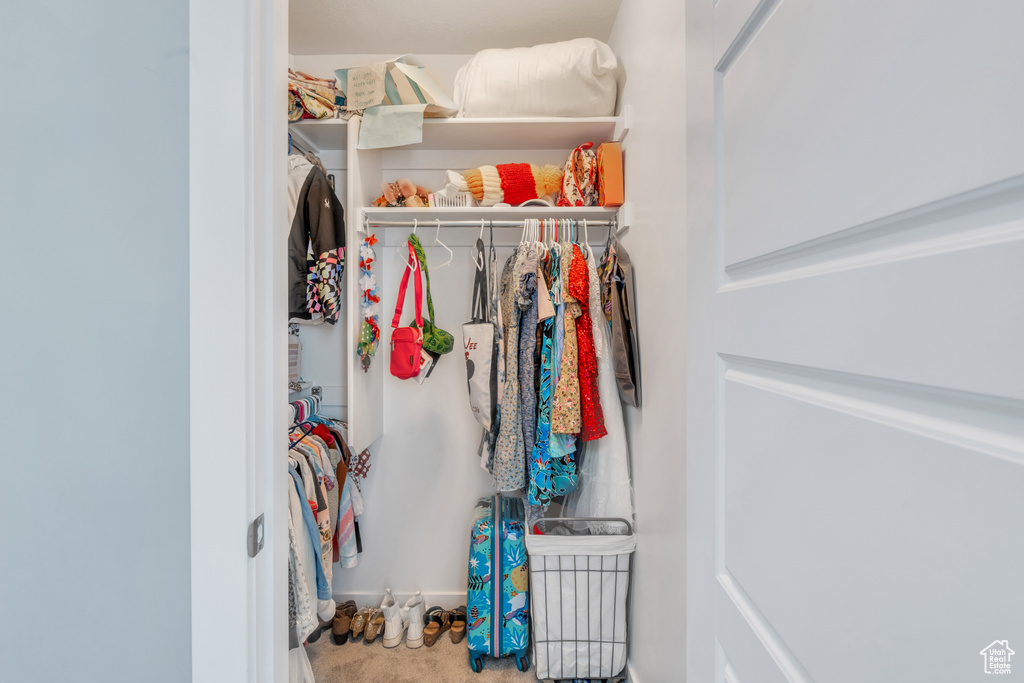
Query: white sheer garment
xmin=569 ymin=247 xmax=635 ymax=533
xmin=288 ymin=475 xmax=318 ymax=644
xmin=288 ymin=645 xmax=316 ymax=683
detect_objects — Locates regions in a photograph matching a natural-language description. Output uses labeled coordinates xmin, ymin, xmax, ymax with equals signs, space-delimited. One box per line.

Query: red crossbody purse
xmin=390 ymin=241 xmax=424 ymax=379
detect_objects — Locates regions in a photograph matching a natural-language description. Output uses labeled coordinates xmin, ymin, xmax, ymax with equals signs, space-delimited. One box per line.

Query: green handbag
xmin=407 ymin=234 xmax=455 ymax=355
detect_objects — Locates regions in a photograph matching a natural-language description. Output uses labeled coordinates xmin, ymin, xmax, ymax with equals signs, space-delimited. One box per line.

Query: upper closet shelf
xmin=289 ymin=116 xmax=623 ymax=152
xmin=364 ymin=205 xmax=618 ymax=226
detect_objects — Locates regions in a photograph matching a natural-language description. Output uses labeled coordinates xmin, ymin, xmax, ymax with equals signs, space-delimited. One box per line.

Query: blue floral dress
xmin=529 ymin=250 xmax=578 ymax=505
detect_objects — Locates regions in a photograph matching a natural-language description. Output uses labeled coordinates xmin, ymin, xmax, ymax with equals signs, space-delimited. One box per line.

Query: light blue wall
xmin=0 ymin=2 xmax=191 ymax=681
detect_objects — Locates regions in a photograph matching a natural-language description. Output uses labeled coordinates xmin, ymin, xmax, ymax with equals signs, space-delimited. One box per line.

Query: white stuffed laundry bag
xmin=454 ymin=38 xmax=618 ymax=118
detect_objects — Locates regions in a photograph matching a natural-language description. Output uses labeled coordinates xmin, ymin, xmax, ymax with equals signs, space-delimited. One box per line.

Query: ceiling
xmin=289 ymin=0 xmax=622 ymax=55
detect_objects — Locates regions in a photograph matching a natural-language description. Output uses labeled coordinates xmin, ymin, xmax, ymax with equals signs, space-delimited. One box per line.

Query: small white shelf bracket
xmin=614 ymin=105 xmax=632 ymax=144
xmin=613 ymin=202 xmax=632 ymax=240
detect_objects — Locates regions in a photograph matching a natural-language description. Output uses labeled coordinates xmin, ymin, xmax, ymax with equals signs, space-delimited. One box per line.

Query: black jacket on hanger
xmin=288 ymin=164 xmax=345 ymax=321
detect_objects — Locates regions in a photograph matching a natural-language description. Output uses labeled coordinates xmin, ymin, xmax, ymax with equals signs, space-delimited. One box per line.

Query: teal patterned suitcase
xmin=467 ymin=495 xmax=530 ymax=673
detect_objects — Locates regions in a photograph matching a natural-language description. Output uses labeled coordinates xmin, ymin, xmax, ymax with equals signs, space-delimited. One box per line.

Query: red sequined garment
xmin=568 ymin=245 xmax=607 ymax=441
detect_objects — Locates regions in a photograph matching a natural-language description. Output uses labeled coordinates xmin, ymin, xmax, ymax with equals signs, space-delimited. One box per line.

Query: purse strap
xmin=470 ymin=238 xmax=487 ymax=323
xmin=407 ymin=234 xmax=439 ymax=327
xmin=392 ymin=240 xmax=423 ymax=330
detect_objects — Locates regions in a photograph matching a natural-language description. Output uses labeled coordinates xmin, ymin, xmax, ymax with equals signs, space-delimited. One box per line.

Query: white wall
xmin=607 ymin=1 xmax=688 ymax=682
xmin=0 ymin=2 xmax=191 ymax=681
xmin=290 ymin=128 xmax=581 ymax=604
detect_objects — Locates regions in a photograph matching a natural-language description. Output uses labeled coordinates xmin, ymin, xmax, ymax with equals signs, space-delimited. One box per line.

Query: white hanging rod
xmin=363 ymin=218 xmax=617 ymax=229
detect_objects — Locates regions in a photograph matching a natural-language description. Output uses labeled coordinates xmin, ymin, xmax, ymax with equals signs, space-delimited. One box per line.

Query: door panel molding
xmin=722 ymin=174 xmax=1024 ymax=288
xmin=717 ymin=0 xmax=1024 ymax=265
xmin=714 ymin=0 xmax=782 ymax=71
xmin=718 ymin=573 xmax=815 ymax=683
xmin=721 ymin=355 xmax=1024 ymax=464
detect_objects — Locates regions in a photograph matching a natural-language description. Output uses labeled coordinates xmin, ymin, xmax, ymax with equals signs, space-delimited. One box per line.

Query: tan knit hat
xmin=462 ymin=165 xmax=504 ymax=207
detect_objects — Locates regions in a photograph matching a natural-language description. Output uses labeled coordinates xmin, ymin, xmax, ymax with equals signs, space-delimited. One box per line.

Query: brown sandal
xmin=422 ymin=606 xmax=452 ymax=647
xmin=363 ymin=608 xmax=386 ymax=643
xmin=450 ymin=605 xmax=467 ymax=644
xmin=349 ymin=606 xmax=371 ymax=639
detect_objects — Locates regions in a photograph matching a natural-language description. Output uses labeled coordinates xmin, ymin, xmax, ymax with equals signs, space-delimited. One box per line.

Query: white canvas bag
xmin=462 ymin=238 xmax=497 ymax=434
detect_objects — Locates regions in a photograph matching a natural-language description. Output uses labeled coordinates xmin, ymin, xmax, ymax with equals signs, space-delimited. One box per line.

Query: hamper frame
xmin=527 ymin=516 xmax=634 ymax=682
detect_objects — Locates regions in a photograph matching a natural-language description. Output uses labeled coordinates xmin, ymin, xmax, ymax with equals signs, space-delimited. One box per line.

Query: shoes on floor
xmin=332 ymin=600 xmax=357 ymax=645
xmin=450 ymin=605 xmax=467 ymax=644
xmin=422 ymin=606 xmax=452 ymax=647
xmin=363 ymin=606 xmax=386 ymax=644
xmin=349 ymin=606 xmax=370 ymax=640
xmin=403 ymin=592 xmax=425 ymax=649
xmin=306 ymin=600 xmax=337 ymax=644
xmin=381 ymin=588 xmax=408 ymax=648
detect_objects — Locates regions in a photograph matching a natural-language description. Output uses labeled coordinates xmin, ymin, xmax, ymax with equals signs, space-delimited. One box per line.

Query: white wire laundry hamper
xmin=526 ymin=517 xmax=636 ymax=681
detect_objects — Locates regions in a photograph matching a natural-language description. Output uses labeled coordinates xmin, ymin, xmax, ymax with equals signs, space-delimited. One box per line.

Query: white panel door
xmin=686 ymin=1 xmax=1024 ymax=682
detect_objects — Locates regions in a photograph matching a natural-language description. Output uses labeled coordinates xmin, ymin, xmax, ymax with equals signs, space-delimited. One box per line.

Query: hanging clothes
xmin=287 ymin=477 xmax=317 ymax=645
xmin=285 ymin=399 xmax=370 ymax=680
xmin=287 ymin=154 xmax=345 ymax=323
xmin=529 ymin=240 xmax=579 ymax=506
xmin=568 ymin=244 xmax=607 ymax=441
xmin=493 ymin=245 xmax=528 ymax=491
xmin=529 ymin=248 xmax=558 ymax=506
xmin=566 ymin=247 xmax=634 ymax=533
xmin=518 ymin=244 xmax=540 ymax=469
xmin=602 ymin=241 xmax=641 ymax=407
xmin=551 ymin=241 xmax=582 ymax=434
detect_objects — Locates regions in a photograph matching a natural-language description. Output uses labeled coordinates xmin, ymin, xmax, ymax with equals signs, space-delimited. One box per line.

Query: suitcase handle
xmin=534 ymin=517 xmax=633 ymax=535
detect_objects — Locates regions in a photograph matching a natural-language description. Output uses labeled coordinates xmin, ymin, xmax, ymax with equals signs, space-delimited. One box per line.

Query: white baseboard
xmin=332 ymin=590 xmax=467 ymax=607
xmin=626 ymin=661 xmax=640 ymax=683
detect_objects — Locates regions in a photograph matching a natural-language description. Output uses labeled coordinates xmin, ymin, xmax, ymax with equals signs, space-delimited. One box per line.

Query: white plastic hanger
xmin=427 ymin=219 xmax=453 ymax=270
xmin=395 ymin=219 xmax=420 ymax=272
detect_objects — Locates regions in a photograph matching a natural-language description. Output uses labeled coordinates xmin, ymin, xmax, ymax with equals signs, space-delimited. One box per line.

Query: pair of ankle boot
xmin=331 ymin=600 xmax=358 ymax=645
xmin=381 ymin=588 xmax=425 ymax=648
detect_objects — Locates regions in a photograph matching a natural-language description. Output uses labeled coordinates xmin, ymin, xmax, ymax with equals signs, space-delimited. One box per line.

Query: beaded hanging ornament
xmin=356 ymin=234 xmax=380 ymax=371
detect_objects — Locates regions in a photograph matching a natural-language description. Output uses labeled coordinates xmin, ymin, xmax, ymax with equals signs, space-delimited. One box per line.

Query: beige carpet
xmin=306 ymin=631 xmax=539 ymax=683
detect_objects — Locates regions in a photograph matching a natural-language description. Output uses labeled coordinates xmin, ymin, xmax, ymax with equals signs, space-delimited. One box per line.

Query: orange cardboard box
xmin=597 ymin=141 xmax=624 ymax=207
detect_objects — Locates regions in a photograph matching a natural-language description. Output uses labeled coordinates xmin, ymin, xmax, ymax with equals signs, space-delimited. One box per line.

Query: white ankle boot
xmin=381 ymin=588 xmax=407 ymax=648
xmin=403 ymin=592 xmax=425 ymax=649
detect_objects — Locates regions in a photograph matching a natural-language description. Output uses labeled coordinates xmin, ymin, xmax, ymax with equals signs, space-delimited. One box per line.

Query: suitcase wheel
xmin=470 ymin=656 xmax=483 ymax=673
xmin=516 ymin=655 xmax=529 ymax=672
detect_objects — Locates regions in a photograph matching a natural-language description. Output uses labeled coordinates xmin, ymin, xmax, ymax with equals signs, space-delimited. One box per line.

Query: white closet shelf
xmin=290 ymin=118 xmax=348 ymax=152
xmin=364 ymin=205 xmax=618 ymax=224
xmin=290 ymin=116 xmax=621 ymax=152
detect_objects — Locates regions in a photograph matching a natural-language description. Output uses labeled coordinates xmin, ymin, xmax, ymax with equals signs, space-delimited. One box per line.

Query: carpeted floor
xmin=306 ymin=631 xmax=538 ymax=683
